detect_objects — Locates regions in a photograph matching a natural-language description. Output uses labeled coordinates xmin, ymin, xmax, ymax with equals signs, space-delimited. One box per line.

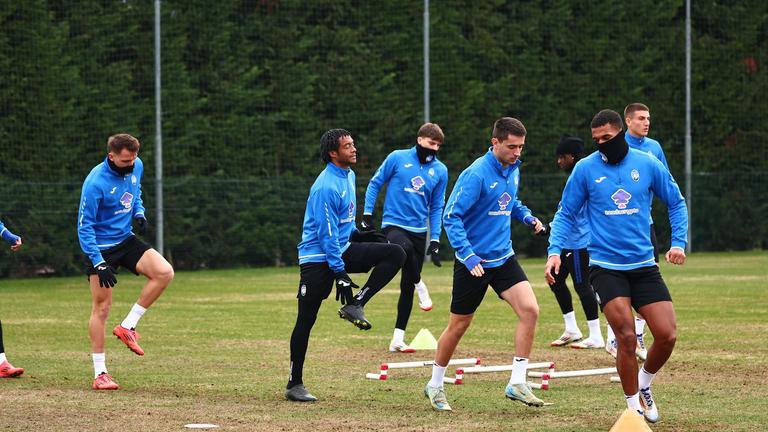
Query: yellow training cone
xmin=409 ymin=328 xmax=438 ymax=350
xmin=608 ymin=409 xmax=653 ymax=432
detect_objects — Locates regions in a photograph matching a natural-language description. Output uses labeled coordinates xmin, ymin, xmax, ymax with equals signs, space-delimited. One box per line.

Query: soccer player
xmin=546 ymin=109 xmax=688 ymax=423
xmin=286 ymin=128 xmax=406 ymax=402
xmin=548 ymin=135 xmax=604 ymax=349
xmin=608 ymin=102 xmax=671 ymax=360
xmin=424 ymin=117 xmax=546 ymax=411
xmin=78 ymin=134 xmax=175 ymax=391
xmin=0 ymin=220 xmax=23 ymax=378
xmin=362 ymin=123 xmax=448 ymax=353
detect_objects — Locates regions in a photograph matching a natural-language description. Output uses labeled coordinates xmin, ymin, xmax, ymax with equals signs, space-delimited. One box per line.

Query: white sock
xmin=92 ymin=353 xmax=107 ymax=378
xmin=121 ymin=303 xmax=147 ymax=330
xmin=563 ymin=311 xmax=579 ymax=334
xmin=625 ymin=393 xmax=643 ymax=412
xmin=606 ymin=324 xmax=615 ymax=342
xmin=638 ymin=366 xmax=656 ymax=389
xmin=635 ymin=317 xmax=646 ymax=335
xmin=428 ymin=363 xmax=447 ymax=388
xmin=415 ymin=279 xmax=426 ymax=291
xmin=509 ymin=357 xmax=528 ymax=385
xmin=0 ymin=352 xmax=6 ymax=363
xmin=587 ymin=318 xmax=602 ymax=341
xmin=392 ymin=328 xmax=405 ymax=344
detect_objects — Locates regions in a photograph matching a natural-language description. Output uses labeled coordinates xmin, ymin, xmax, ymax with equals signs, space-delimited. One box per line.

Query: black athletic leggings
xmin=383 ymin=227 xmax=427 ymax=331
xmin=548 ymin=248 xmax=598 ymax=321
xmin=0 ymin=321 xmax=4 ymax=354
xmin=288 ymin=242 xmax=405 ymax=388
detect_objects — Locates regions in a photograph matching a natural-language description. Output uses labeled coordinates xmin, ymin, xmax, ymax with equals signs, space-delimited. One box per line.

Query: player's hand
xmin=361 ymin=214 xmax=376 ymax=231
xmin=334 ymin=271 xmax=359 ymax=305
xmin=665 ymin=247 xmax=686 ymax=265
xmin=351 ymin=229 xmax=387 ymax=243
xmin=464 ymin=255 xmax=485 ymax=277
xmin=95 ymin=263 xmax=117 ymax=288
xmin=524 ymin=215 xmax=546 ymax=235
xmin=426 ymin=241 xmax=441 ymax=267
xmin=134 ymin=215 xmax=147 ymax=235
xmin=10 ymin=238 xmax=21 ymax=252
xmin=545 ymin=254 xmax=561 ymax=285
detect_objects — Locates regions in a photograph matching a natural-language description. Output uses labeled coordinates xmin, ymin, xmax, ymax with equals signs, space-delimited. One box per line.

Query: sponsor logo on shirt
xmin=404 ymin=163 xmax=413 ymax=168
xmin=488 ymin=192 xmax=513 ymax=216
xmin=120 ymin=192 xmax=134 ymax=209
xmin=604 ymin=189 xmax=640 ymax=216
xmin=490 ymin=182 xmax=498 ymax=189
xmin=340 ymin=201 xmax=355 ymax=223
xmin=595 ymin=176 xmax=607 ymax=183
xmin=404 ymin=176 xmax=427 ymax=196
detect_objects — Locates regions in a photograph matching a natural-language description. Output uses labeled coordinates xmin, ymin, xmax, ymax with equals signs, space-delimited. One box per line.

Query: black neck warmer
xmin=416 ymin=145 xmax=437 ymax=164
xmin=108 ymin=159 xmax=135 ymax=176
xmin=598 ymin=130 xmax=629 ymax=165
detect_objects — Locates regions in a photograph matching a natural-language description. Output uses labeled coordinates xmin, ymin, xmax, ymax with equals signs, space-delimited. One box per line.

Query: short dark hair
xmin=590 ymin=109 xmax=624 ymax=131
xmin=624 ymin=102 xmax=650 ymax=119
xmin=492 ymin=117 xmax=527 ymax=140
xmin=107 ymin=134 xmax=140 ymax=153
xmin=418 ymin=123 xmax=444 ymax=143
xmin=320 ymin=128 xmax=352 ymax=163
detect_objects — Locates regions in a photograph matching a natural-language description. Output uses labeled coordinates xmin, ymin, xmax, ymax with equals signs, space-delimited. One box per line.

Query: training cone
xmin=608 ymin=409 xmax=653 ymax=432
xmin=409 ymin=328 xmax=438 ymax=350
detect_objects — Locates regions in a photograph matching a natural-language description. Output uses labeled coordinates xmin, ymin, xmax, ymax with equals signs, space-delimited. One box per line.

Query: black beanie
xmin=556 ymin=135 xmax=584 ymax=156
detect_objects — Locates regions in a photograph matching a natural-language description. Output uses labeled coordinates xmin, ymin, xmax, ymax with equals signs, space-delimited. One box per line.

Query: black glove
xmin=134 ymin=215 xmax=147 ymax=235
xmin=426 ymin=240 xmax=442 ymax=267
xmin=334 ymin=271 xmax=359 ymax=305
xmin=361 ymin=214 xmax=376 ymax=231
xmin=350 ymin=229 xmax=387 ymax=243
xmin=95 ymin=263 xmax=117 ymax=288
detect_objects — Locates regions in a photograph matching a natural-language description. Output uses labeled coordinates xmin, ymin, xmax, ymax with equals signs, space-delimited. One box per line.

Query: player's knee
xmin=519 ymin=302 xmax=539 ymax=324
xmin=616 ymin=330 xmax=636 ymax=352
xmin=155 ymin=265 xmax=174 ymax=285
xmin=91 ymin=301 xmax=111 ymax=321
xmin=656 ymin=329 xmax=677 ymax=348
xmin=388 ymin=244 xmax=406 ymax=266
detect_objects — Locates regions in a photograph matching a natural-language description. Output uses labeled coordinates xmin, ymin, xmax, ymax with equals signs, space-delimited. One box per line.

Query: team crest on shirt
xmin=131 ymin=175 xmax=137 ymax=185
xmin=514 ymin=172 xmax=519 ymax=186
xmin=631 ymin=169 xmax=640 ymax=182
xmin=411 ymin=176 xmax=426 ymax=191
xmin=119 ymin=192 xmax=134 ymax=209
xmin=428 ymin=168 xmax=435 ymax=177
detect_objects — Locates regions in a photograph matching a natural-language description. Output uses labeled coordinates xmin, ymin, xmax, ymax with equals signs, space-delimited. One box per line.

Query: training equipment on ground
xmin=528 ymin=366 xmax=617 ymax=380
xmin=183 ymin=424 xmax=219 ymax=430
xmin=455 ymin=361 xmax=554 ymax=389
xmin=609 ymin=408 xmax=653 ymax=431
xmin=365 ymin=357 xmax=480 ymax=382
xmin=408 ymin=328 xmax=438 ymax=350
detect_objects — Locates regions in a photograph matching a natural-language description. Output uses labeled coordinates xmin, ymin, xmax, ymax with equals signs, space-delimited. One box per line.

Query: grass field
xmin=1 ymin=252 xmax=766 ymax=431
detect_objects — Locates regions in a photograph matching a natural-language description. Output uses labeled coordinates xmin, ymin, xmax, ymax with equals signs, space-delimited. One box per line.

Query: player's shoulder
xmin=82 ymin=162 xmax=108 ymax=189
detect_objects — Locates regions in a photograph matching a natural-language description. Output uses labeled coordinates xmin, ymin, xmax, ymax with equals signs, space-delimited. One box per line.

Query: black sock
xmin=287 ymin=300 xmax=321 ymax=389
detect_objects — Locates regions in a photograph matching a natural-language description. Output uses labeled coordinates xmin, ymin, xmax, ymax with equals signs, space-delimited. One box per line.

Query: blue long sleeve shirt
xmin=626 ymin=133 xmax=668 ymax=225
xmin=78 ymin=157 xmax=146 ymax=266
xmin=364 ymin=147 xmax=448 ymax=241
xmin=0 ymin=219 xmax=20 ymax=244
xmin=554 ymin=200 xmax=590 ymax=250
xmin=297 ymin=163 xmax=357 ymax=273
xmin=443 ymin=149 xmax=533 ymax=268
xmin=548 ymin=149 xmax=688 ymax=270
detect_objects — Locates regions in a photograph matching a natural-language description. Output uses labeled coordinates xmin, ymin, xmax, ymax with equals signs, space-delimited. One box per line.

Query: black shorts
xmin=589 ymin=265 xmax=671 ymax=311
xmin=84 ymin=235 xmax=151 ymax=277
xmin=296 ymin=242 xmax=402 ymax=302
xmin=451 ymin=256 xmax=528 ymax=315
xmin=650 ymin=224 xmax=659 ymax=263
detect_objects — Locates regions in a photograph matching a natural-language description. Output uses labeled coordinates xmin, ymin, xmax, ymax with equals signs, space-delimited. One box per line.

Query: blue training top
xmin=443 ymin=149 xmax=533 ymax=268
xmin=626 ymin=133 xmax=668 ymax=225
xmin=78 ymin=157 xmax=146 ymax=266
xmin=0 ymin=219 xmax=20 ymax=244
xmin=555 ymin=199 xmax=590 ymax=250
xmin=364 ymin=146 xmax=448 ymax=241
xmin=297 ymin=163 xmax=357 ymax=274
xmin=548 ymin=148 xmax=688 ymax=270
